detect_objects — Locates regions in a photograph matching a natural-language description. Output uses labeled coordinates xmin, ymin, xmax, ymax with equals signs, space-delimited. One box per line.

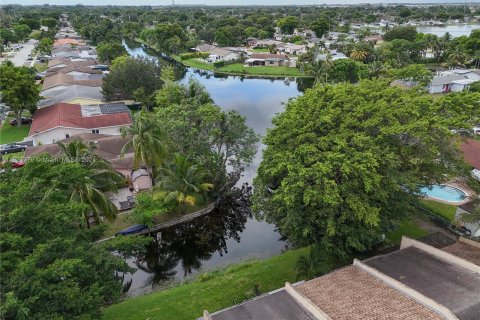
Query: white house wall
xmin=30 ymin=125 xmax=125 ymax=146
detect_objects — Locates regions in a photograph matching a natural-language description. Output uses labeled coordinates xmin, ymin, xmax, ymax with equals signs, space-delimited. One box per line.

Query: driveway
xmin=7 ymin=39 xmax=37 ymax=67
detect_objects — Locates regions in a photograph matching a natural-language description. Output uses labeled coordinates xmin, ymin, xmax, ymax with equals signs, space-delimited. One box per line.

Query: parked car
xmin=0 ymin=144 xmax=26 ymax=155
xmin=9 ymin=117 xmax=32 ymax=126
xmin=35 ymin=72 xmax=46 ymax=80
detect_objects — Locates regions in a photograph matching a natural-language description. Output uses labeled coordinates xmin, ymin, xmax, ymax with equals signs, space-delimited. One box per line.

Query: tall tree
xmin=120 ymin=111 xmax=166 ymax=183
xmin=97 ymin=41 xmax=128 ymax=63
xmin=102 ymin=55 xmax=162 ymax=101
xmin=253 ymin=81 xmax=475 ymax=257
xmin=0 ymin=63 xmax=40 ymax=127
xmin=155 ymin=153 xmax=214 ymax=214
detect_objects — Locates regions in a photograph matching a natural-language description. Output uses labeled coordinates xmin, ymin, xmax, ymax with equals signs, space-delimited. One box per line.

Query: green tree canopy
xmin=277 ymin=16 xmax=299 ymax=34
xmin=0 ymin=158 xmax=148 ymax=319
xmin=253 ymin=80 xmax=477 ymax=257
xmin=36 ymin=37 xmax=54 ymax=56
xmin=13 ymin=24 xmax=31 ymax=42
xmin=97 ymin=41 xmax=128 ymax=63
xmin=155 ymin=78 xmax=259 ymax=190
xmin=383 ymin=26 xmax=417 ymax=42
xmin=40 ymin=17 xmax=57 ymax=29
xmin=102 ymin=55 xmax=162 ymax=101
xmin=0 ymin=63 xmax=41 ymax=127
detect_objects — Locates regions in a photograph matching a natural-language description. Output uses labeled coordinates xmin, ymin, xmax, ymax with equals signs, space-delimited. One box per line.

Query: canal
xmin=123 ymin=41 xmax=308 ymax=296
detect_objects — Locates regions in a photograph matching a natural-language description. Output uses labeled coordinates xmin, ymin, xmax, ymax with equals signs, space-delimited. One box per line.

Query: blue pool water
xmin=420 ymin=185 xmax=467 ymax=202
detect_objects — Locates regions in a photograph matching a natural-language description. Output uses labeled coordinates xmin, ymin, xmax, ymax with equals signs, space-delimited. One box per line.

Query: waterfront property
xmin=245 ymin=53 xmax=296 ymax=68
xmin=27 ymin=102 xmax=132 ymax=145
xmin=25 ymin=132 xmax=152 ymax=203
xmin=203 ymin=236 xmax=480 ymax=320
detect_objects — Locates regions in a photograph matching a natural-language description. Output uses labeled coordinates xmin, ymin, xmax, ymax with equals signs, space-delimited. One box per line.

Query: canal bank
xmin=120 ymin=40 xmax=305 ymax=297
xmin=132 ymin=38 xmax=310 ymax=78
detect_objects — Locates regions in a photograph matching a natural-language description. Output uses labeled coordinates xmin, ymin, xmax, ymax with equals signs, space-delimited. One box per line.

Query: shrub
xmin=213 ymin=60 xmax=225 ymax=68
xmin=180 ymin=52 xmax=210 ymax=60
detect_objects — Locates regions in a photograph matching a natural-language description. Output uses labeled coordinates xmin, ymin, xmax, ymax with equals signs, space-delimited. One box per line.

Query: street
xmin=7 ymin=39 xmax=37 ymax=67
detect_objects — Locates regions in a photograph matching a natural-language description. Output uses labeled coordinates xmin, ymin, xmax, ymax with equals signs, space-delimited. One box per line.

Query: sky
xmin=2 ymin=0 xmax=468 ymax=6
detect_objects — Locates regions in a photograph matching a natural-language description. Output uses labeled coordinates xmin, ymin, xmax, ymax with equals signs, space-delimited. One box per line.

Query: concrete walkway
xmin=7 ymin=39 xmax=37 ymax=67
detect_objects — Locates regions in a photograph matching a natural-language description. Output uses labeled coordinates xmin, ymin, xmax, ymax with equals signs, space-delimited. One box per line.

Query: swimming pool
xmin=420 ymin=185 xmax=467 ymax=203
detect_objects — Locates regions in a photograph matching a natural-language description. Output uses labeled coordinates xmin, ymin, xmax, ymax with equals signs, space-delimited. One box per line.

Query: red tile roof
xmin=461 ymin=138 xmax=480 ymax=169
xmin=29 ymin=103 xmax=131 ymax=135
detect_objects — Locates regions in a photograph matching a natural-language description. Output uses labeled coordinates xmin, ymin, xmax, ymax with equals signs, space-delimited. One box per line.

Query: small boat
xmin=116 ymin=224 xmax=148 ymax=236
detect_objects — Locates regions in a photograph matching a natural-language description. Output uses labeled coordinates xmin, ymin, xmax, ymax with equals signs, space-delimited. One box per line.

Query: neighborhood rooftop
xmin=203 ymin=236 xmax=480 ymax=320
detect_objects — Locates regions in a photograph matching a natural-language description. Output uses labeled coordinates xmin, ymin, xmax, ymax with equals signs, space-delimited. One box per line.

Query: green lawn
xmin=103 ymin=247 xmax=310 ymax=320
xmin=0 ymin=117 xmax=30 ymax=144
xmin=251 ymin=48 xmax=270 ymax=52
xmin=217 ymin=63 xmax=304 ymax=77
xmin=420 ymin=199 xmax=457 ymax=222
xmin=34 ymin=63 xmax=48 ymax=72
xmin=385 ymin=215 xmax=430 ymax=244
xmin=177 ymin=57 xmax=214 ymax=71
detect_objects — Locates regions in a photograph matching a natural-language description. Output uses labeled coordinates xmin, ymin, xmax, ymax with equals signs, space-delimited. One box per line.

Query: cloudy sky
xmin=3 ymin=0 xmax=460 ymax=6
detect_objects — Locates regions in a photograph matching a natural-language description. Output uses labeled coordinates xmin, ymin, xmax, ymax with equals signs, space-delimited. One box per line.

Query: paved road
xmin=7 ymin=39 xmax=37 ymax=67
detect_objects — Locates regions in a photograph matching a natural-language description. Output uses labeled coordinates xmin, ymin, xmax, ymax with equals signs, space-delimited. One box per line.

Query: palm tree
xmin=350 ymin=49 xmax=368 ymax=62
xmin=120 ymin=111 xmax=166 ymax=185
xmin=71 ymin=181 xmax=118 ymax=228
xmin=367 ymin=60 xmax=384 ymax=79
xmin=295 ymin=245 xmax=325 ymax=280
xmin=57 ymin=140 xmax=122 ymax=228
xmin=304 ymin=60 xmax=324 ymax=83
xmin=447 ymin=48 xmax=470 ymax=69
xmin=154 ymin=153 xmax=213 ymax=214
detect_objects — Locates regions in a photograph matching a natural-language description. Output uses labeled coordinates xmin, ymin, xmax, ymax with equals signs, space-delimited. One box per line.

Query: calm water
xmin=420 ymin=185 xmax=466 ymax=203
xmin=123 ymin=41 xmax=305 ymax=296
xmin=417 ymin=24 xmax=480 ymax=38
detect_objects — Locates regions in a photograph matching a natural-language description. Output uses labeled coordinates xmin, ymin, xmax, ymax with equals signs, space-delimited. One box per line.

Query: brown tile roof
xmin=42 ymin=73 xmax=103 ymax=90
xmin=25 ymin=133 xmax=134 ymax=167
xmin=442 ymin=241 xmax=480 ymax=266
xmin=296 ymin=266 xmax=443 ymax=320
xmin=54 ymin=38 xmax=84 ymax=46
xmin=46 ymin=65 xmax=101 ymax=76
xmin=250 ymin=53 xmax=289 ymax=60
xmin=461 ymin=138 xmax=480 ymax=169
xmin=48 ymin=58 xmax=98 ymax=68
xmin=29 ymin=103 xmax=131 ymax=135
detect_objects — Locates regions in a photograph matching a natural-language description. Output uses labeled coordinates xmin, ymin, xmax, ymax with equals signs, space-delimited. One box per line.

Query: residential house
xmin=39 ymin=85 xmax=104 ymax=107
xmin=447 ymin=69 xmax=480 ymax=81
xmin=42 ymin=72 xmax=104 ymax=91
xmin=24 ymin=133 xmax=152 ymax=196
xmin=461 ymin=138 xmax=480 ymax=181
xmin=193 ymin=43 xmax=217 ymax=53
xmin=246 ymin=37 xmax=258 ymax=47
xmin=277 ymin=43 xmax=308 ymax=55
xmin=428 ymin=73 xmax=477 ymax=94
xmin=206 ymin=47 xmax=240 ymax=63
xmin=316 ymin=49 xmax=348 ymax=62
xmin=245 ymin=53 xmax=296 ymax=68
xmin=293 ymin=28 xmax=315 ymax=38
xmin=28 ymin=103 xmax=132 ymax=145
xmin=254 ymin=39 xmax=284 ymax=48
xmin=202 ymin=235 xmax=480 ymax=319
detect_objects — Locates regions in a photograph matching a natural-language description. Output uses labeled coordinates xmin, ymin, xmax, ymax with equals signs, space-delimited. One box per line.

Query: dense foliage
xmin=0 ymin=63 xmax=40 ymax=126
xmin=254 ymin=80 xmax=479 ymax=257
xmin=102 ymin=55 xmax=162 ymax=101
xmin=0 ymin=158 xmax=149 ymax=319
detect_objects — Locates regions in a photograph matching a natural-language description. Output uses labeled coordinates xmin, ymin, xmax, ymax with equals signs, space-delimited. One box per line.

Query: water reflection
xmin=122 ymin=41 xmax=299 ymax=296
xmin=125 ymin=186 xmax=290 ymax=296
